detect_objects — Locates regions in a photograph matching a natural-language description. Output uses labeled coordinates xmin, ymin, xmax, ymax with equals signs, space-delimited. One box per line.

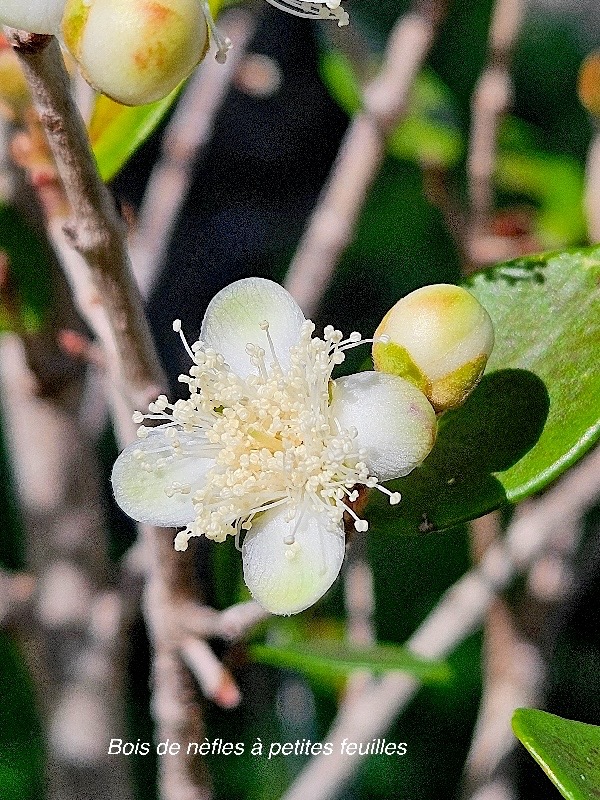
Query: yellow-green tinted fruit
xmin=0 ymin=0 xmax=66 ymax=33
xmin=373 ymin=284 xmax=494 ymax=413
xmin=62 ymin=0 xmax=209 ymax=106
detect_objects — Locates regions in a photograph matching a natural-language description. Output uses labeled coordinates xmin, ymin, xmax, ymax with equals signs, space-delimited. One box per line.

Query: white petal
xmin=242 ymin=504 xmax=345 ymax=615
xmin=0 ymin=0 xmax=65 ymax=33
xmin=330 ymin=371 xmax=437 ymax=481
xmin=111 ymin=429 xmax=212 ymax=527
xmin=200 ymin=278 xmax=305 ymax=378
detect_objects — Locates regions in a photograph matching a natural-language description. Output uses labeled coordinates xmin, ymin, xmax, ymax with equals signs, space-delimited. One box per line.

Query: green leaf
xmin=250 ymin=640 xmax=452 ymax=686
xmin=89 ymin=87 xmax=181 ymax=182
xmin=390 ymin=246 xmax=600 ymax=534
xmin=512 ymin=708 xmax=600 ymax=800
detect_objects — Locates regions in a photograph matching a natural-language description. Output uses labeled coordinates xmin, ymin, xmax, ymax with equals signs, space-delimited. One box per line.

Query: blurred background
xmin=0 ymin=0 xmax=599 ymax=798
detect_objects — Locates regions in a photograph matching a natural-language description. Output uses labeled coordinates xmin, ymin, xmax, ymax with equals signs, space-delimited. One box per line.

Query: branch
xmin=7 ymin=31 xmax=219 ymax=800
xmin=0 ymin=567 xmax=35 ymax=624
xmin=130 ymin=9 xmax=255 ymax=298
xmin=284 ymin=0 xmax=448 ymax=317
xmin=466 ymin=0 xmax=526 ymax=267
xmin=282 ymin=445 xmax=600 ymax=800
xmin=5 ymin=29 xmax=164 ymax=408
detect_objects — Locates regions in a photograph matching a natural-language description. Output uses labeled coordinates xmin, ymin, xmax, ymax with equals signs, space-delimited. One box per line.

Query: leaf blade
xmin=512 ymin=708 xmax=600 ymax=800
xmin=389 ymin=246 xmax=600 ymax=534
xmin=250 ymin=640 xmax=452 ymax=686
xmin=89 ymin=87 xmax=182 ymax=182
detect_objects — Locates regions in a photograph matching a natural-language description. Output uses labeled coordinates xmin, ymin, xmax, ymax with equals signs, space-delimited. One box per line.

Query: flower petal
xmin=200 ymin=278 xmax=305 ymax=378
xmin=111 ymin=429 xmax=212 ymax=527
xmin=330 ymin=371 xmax=437 ymax=481
xmin=242 ymin=504 xmax=345 ymax=615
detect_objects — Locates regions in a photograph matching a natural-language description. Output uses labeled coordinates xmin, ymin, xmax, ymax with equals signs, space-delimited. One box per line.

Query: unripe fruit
xmin=0 ymin=0 xmax=66 ymax=34
xmin=373 ymin=284 xmax=494 ymax=413
xmin=62 ymin=0 xmax=209 ymax=106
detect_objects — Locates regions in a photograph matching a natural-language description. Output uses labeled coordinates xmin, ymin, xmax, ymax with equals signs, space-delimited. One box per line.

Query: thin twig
xmin=462 ymin=600 xmax=544 ymax=796
xmin=0 ymin=566 xmax=35 ymax=624
xmin=342 ymin=535 xmax=376 ymax=703
xmin=284 ymin=0 xmax=448 ymax=317
xmin=467 ymin=0 xmax=525 ymax=267
xmin=130 ymin=9 xmax=256 ymax=297
xmin=281 ymin=445 xmax=600 ymax=800
xmin=5 ymin=30 xmax=165 ymax=407
xmin=584 ymin=130 xmax=600 ymax=242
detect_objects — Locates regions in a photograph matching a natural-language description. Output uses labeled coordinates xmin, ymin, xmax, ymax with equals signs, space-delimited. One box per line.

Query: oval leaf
xmin=250 ymin=640 xmax=451 ymax=686
xmin=512 ymin=708 xmax=600 ymax=800
xmin=390 ymin=246 xmax=600 ymax=534
xmin=89 ymin=87 xmax=181 ymax=182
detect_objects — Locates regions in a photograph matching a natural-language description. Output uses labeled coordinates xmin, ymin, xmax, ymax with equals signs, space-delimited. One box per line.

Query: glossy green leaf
xmin=250 ymin=640 xmax=451 ymax=686
xmin=512 ymin=708 xmax=600 ymax=800
xmin=89 ymin=87 xmax=181 ymax=182
xmin=389 ymin=246 xmax=600 ymax=534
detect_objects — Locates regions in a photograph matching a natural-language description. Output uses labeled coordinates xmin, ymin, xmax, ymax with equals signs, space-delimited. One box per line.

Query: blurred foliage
xmin=0 ymin=205 xmax=52 ymax=334
xmin=250 ymin=640 xmax=452 ymax=687
xmin=0 ymin=632 xmax=44 ymax=800
xmin=513 ymin=709 xmax=600 ymax=800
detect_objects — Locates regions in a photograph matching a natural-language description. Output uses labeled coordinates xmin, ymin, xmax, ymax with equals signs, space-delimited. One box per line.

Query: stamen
xmin=201 ymin=0 xmax=232 ymax=63
xmin=260 ymin=320 xmax=282 ymax=370
xmin=340 ymin=502 xmax=368 ymax=532
xmin=374 ymin=485 xmax=402 ymax=505
xmin=173 ymin=319 xmax=197 ymax=362
xmin=141 ymin=312 xmax=404 ymax=552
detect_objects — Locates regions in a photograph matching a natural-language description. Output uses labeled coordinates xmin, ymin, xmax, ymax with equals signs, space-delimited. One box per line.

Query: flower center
xmin=132 ymin=320 xmax=398 ymax=551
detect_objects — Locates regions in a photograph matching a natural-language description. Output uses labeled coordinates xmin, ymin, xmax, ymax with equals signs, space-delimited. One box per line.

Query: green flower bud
xmin=62 ymin=0 xmax=210 ymax=106
xmin=373 ymin=284 xmax=494 ymax=413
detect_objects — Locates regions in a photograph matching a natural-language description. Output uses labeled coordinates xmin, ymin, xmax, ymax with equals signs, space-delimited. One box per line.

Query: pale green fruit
xmin=373 ymin=284 xmax=494 ymax=413
xmin=62 ymin=0 xmax=209 ymax=106
xmin=0 ymin=0 xmax=66 ymax=33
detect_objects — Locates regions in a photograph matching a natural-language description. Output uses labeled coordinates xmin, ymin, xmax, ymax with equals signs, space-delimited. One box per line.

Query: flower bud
xmin=62 ymin=0 xmax=210 ymax=106
xmin=373 ymin=284 xmax=494 ymax=413
xmin=0 ymin=0 xmax=66 ymax=34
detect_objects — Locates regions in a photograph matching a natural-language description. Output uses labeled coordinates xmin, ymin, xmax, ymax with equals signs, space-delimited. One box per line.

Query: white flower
xmin=264 ymin=0 xmax=349 ymax=27
xmin=111 ymin=278 xmax=436 ymax=615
